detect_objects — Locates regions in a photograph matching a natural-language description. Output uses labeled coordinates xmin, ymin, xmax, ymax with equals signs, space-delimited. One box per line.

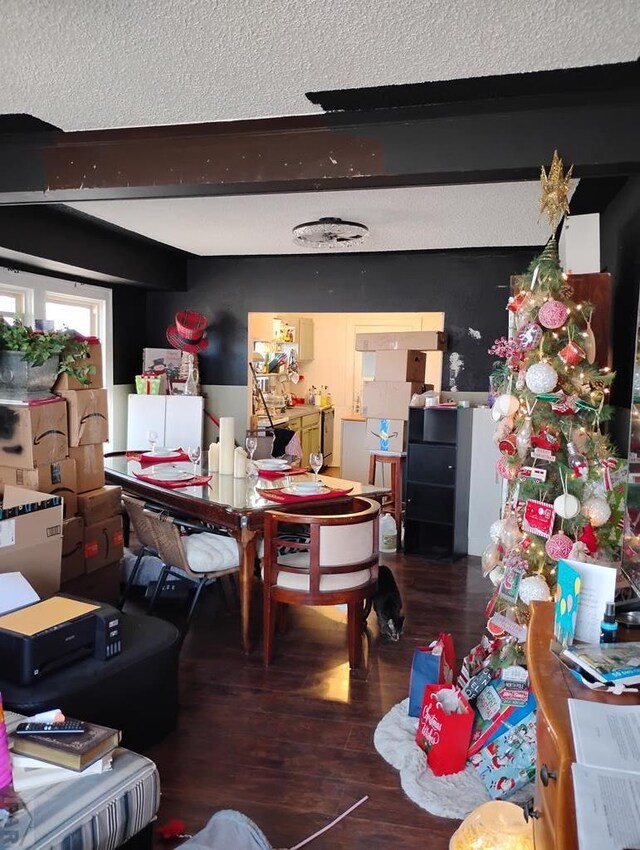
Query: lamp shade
xmin=449 ymin=801 xmax=534 ymax=850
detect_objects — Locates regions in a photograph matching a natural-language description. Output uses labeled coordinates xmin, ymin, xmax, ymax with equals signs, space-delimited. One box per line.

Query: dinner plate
xmin=141 ymin=449 xmax=181 ymax=460
xmin=282 ymin=484 xmax=328 ymax=497
xmin=256 ymin=459 xmax=291 ymax=470
xmin=148 ymin=468 xmax=193 ymax=482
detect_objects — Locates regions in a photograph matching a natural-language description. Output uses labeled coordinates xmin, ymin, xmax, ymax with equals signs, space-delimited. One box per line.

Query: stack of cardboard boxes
xmin=0 ymin=340 xmax=123 ymax=600
xmin=357 ymin=331 xmax=446 ymax=451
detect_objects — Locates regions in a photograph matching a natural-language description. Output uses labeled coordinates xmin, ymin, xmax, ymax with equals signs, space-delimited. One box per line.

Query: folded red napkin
xmin=127 ymin=449 xmax=190 ymax=465
xmin=257 ymin=486 xmax=353 ymax=504
xmin=258 ymin=467 xmax=309 ymax=480
xmin=133 ymin=470 xmax=212 ymax=489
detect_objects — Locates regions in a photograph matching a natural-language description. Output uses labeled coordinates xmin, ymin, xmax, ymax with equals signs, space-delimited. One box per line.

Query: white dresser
xmin=127 ymin=395 xmax=204 ymax=450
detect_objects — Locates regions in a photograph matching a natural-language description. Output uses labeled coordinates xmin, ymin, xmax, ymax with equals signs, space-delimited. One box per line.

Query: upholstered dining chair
xmin=262 ymin=496 xmax=380 ymax=672
xmin=122 ymin=494 xmax=240 ymax=642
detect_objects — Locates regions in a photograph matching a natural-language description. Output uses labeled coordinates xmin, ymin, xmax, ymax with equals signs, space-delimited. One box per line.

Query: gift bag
xmin=408 ymin=633 xmax=457 ymax=717
xmin=415 ymin=685 xmax=473 ymax=776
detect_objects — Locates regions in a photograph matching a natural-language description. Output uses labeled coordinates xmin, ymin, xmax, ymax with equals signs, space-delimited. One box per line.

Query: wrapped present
xmin=408 ymin=633 xmax=457 ymax=717
xmin=468 ymin=675 xmax=537 ymax=756
xmin=135 ymin=373 xmax=163 ymax=395
xmin=469 ymin=710 xmax=537 ymax=799
xmin=415 ymin=685 xmax=474 ymax=776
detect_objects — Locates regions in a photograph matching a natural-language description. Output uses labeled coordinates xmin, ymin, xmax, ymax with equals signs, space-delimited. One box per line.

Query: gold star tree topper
xmin=540 ymin=150 xmax=573 ymax=230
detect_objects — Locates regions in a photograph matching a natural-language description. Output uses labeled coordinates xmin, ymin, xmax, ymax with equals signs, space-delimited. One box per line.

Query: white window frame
xmin=0 ymin=268 xmax=114 ymax=448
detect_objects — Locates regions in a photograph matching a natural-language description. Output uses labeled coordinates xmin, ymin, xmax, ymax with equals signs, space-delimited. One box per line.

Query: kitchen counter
xmin=341 ymin=413 xmax=365 ymax=422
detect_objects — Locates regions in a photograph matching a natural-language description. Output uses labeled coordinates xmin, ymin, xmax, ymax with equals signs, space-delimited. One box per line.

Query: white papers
xmin=0 ymin=572 xmax=39 ymax=615
xmin=572 ymin=764 xmax=640 ymax=850
xmin=569 ymin=699 xmax=640 ymax=774
xmin=11 ymin=752 xmax=112 ymax=791
xmin=561 ymin=559 xmax=617 ymax=644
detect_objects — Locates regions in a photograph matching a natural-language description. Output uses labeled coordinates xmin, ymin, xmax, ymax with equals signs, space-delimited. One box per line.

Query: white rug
xmin=374 ymin=699 xmax=531 ymax=820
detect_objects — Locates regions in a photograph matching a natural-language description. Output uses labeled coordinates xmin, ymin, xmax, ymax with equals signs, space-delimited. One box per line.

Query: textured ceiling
xmin=66 ymin=180 xmax=570 ymax=255
xmin=0 ymin=0 xmax=638 ymax=131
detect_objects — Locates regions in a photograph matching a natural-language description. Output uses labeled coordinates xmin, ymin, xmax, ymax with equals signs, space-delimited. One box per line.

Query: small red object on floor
xmin=157 ymin=819 xmax=189 ymax=841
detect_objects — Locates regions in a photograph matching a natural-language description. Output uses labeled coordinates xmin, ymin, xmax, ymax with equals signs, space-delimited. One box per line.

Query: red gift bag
xmin=415 ymin=685 xmax=474 ymax=776
xmin=408 ymin=632 xmax=457 ymax=717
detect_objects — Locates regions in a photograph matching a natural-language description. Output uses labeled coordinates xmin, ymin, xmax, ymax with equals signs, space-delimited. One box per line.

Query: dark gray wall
xmin=145 ymin=247 xmax=538 ymax=391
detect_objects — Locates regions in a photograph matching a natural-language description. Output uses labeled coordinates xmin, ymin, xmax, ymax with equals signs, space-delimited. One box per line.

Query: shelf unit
xmin=403 ymin=407 xmax=472 ymax=560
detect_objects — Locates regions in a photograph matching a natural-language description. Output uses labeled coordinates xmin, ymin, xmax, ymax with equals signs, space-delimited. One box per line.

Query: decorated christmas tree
xmin=482 ymin=152 xmax=625 ymax=645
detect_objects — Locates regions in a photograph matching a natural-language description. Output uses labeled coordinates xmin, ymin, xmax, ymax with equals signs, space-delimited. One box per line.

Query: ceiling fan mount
xmin=292 ymin=217 xmax=369 ymax=249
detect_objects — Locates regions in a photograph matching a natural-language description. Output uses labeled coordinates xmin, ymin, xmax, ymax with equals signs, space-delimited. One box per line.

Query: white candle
xmin=219 ymin=417 xmax=235 ymax=475
xmin=208 ymin=442 xmax=219 ymax=473
xmin=233 ymin=446 xmax=247 ymax=478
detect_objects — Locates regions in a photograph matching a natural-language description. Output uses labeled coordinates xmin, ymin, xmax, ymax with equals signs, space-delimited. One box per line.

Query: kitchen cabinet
xmin=300 ymin=412 xmax=321 ymax=460
xmin=404 ymin=407 xmax=472 ymax=560
xmin=286 ymin=415 xmax=301 ymax=433
xmin=274 ymin=315 xmax=314 ymax=361
xmin=127 ymin=395 xmax=203 ymax=450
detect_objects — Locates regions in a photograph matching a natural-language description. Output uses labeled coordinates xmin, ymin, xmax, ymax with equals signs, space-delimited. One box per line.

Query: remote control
xmin=15 ymin=720 xmax=85 ymax=735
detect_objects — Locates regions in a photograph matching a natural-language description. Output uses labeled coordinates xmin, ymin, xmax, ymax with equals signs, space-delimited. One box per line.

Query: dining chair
xmin=120 ymin=494 xmax=161 ymax=609
xmin=262 ymin=496 xmax=380 ymax=672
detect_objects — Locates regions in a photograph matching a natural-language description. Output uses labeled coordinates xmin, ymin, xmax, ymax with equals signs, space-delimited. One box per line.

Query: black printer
xmin=0 ymin=594 xmax=122 ymax=685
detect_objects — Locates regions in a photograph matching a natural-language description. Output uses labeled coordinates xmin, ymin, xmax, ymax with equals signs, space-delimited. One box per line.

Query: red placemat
xmin=127 ymin=449 xmax=190 ymax=465
xmin=133 ymin=470 xmax=212 ymax=489
xmin=258 ymin=467 xmax=309 ymax=480
xmin=257 ymin=485 xmax=353 ymax=504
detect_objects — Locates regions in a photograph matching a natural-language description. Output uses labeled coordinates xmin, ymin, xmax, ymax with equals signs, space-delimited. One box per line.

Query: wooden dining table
xmin=104 ymin=454 xmax=390 ymax=653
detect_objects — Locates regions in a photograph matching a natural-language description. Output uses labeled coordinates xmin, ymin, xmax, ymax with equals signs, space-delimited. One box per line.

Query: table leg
xmin=237 ymin=527 xmax=257 ymax=654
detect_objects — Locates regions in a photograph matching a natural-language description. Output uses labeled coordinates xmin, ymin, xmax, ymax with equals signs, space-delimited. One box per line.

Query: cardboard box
xmin=364 ymin=418 xmax=407 ymax=453
xmin=77 ymin=485 xmax=122 ymax=526
xmin=69 ymin=444 xmax=105 ymax=493
xmin=61 ymin=516 xmax=85 ymax=583
xmin=0 ymin=458 xmax=78 ymax=519
xmin=374 ymin=350 xmax=427 ymax=383
xmin=0 ymin=399 xmax=68 ymax=470
xmin=53 ymin=340 xmax=103 ymax=390
xmin=84 ymin=514 xmax=124 ymax=573
xmin=57 ymin=389 xmax=109 ymax=446
xmin=355 ymin=331 xmax=446 ymax=352
xmin=0 ymin=485 xmax=64 ymax=597
xmin=362 ymin=381 xmax=426 ymax=420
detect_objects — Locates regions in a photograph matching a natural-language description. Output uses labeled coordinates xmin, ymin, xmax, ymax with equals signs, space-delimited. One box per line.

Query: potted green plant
xmin=0 ymin=319 xmax=94 ymax=396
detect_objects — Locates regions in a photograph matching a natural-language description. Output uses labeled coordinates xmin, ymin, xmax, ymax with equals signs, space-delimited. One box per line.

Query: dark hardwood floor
xmin=140 ymin=547 xmax=490 ymax=849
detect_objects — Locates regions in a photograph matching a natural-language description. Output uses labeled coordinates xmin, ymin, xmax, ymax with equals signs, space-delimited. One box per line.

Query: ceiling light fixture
xmin=292 ymin=217 xmax=369 ymax=249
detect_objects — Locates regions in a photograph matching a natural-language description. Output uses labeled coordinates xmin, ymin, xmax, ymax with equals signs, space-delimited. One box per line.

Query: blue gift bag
xmin=408 ymin=634 xmax=456 ymax=717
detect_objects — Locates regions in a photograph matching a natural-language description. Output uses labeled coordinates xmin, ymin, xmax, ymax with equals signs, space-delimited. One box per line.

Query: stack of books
xmin=10 ymin=720 xmax=120 ymax=792
xmin=560 ymin=641 xmax=640 ymax=688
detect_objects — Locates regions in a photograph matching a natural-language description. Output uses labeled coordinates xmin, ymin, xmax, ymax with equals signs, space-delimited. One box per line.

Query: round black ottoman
xmin=0 ymin=613 xmax=180 ymax=752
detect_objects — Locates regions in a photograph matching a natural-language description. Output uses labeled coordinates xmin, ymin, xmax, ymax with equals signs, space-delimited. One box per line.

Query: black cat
xmin=364 ymin=564 xmax=405 ymax=641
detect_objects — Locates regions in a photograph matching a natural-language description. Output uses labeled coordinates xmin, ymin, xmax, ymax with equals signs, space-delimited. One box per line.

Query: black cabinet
xmin=404 ymin=407 xmax=472 ymax=560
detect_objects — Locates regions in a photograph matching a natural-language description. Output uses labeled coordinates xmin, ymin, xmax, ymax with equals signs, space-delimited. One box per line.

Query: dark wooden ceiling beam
xmin=0 ymin=205 xmax=188 ymax=289
xmin=0 ymin=90 xmax=639 ymax=204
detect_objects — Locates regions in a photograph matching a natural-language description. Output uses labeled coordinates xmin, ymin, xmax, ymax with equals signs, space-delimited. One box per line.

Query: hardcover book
xmin=10 ymin=720 xmax=120 ymax=771
xmin=562 ymin=642 xmax=640 ymax=686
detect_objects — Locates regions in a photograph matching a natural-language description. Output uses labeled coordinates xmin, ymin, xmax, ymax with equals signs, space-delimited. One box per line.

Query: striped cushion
xmin=4 ymin=712 xmax=160 ymax=850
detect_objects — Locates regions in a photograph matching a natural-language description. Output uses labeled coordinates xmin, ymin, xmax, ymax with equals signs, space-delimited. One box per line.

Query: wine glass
xmin=145 ymin=429 xmax=158 ymax=453
xmin=245 ymin=432 xmax=258 ymax=461
xmin=309 ymin=451 xmax=323 ymax=483
xmin=188 ymin=446 xmax=201 ymax=478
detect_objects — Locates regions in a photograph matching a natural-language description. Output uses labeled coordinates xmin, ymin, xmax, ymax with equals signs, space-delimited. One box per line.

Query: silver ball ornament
xmin=525 ymin=361 xmax=558 ymax=394
xmin=519 ymin=575 xmax=551 ymax=604
xmin=582 ymin=497 xmax=611 ymax=527
xmin=490 ymin=519 xmax=506 ymax=543
xmin=493 ymin=394 xmax=520 ymax=418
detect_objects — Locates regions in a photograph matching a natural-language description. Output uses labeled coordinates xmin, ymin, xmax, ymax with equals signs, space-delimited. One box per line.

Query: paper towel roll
xmin=219 ymin=417 xmax=235 ymax=475
xmin=234 ymin=447 xmax=247 ymax=478
xmin=208 ymin=442 xmax=219 ymax=473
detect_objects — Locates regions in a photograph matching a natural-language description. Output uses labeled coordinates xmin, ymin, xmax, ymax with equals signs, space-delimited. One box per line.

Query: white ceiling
xmin=0 ymin=0 xmax=638 ymax=132
xmin=3 ymin=1 xmax=629 ymax=254
xmin=66 ymin=180 xmax=568 ymax=255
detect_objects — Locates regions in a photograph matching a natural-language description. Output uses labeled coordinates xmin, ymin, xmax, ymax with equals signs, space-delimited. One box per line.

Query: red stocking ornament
xmin=579 ymin=524 xmax=598 ymax=555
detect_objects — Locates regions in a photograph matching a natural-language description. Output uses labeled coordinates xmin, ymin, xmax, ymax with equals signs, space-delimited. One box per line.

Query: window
xmin=0 ymin=283 xmax=29 ymax=324
xmin=45 ymin=292 xmax=101 ymax=337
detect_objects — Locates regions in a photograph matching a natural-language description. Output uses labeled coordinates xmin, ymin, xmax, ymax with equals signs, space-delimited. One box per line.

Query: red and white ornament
xmin=498 ymin=434 xmax=518 ymax=456
xmin=558 ymin=340 xmax=586 ymax=366
xmin=525 ymin=361 xmax=558 ymax=394
xmin=496 ymin=457 xmax=520 ymax=480
xmin=516 ymin=322 xmax=543 ymax=351
xmin=519 ymin=575 xmax=551 ymax=604
xmin=582 ymin=497 xmax=611 ymax=528
xmin=507 ymin=292 xmax=528 ymax=313
xmin=538 ymin=299 xmax=568 ymax=329
xmin=545 ymin=532 xmax=573 ymax=561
